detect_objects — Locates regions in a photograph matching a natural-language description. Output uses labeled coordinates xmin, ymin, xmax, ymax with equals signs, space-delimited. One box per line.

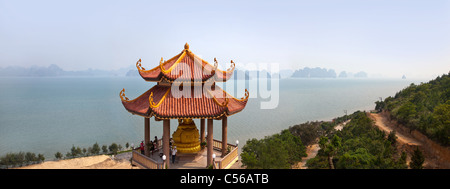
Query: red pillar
xmin=163 ymin=119 xmax=170 ymax=169
xmin=200 ymin=119 xmax=205 ymax=143
xmin=144 ymin=117 xmax=150 ymax=156
xmin=207 ymin=119 xmax=213 ymax=167
xmin=222 ymin=116 xmax=228 ymax=157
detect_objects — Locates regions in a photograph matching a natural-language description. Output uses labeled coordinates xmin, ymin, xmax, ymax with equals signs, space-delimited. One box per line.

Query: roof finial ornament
xmin=120 ymin=88 xmax=130 ymax=102
xmin=227 ymin=60 xmax=236 ymax=72
xmin=184 ymin=43 xmax=189 ymax=50
xmin=136 ymin=59 xmax=146 ymax=71
xmin=213 ymin=57 xmax=219 ymax=71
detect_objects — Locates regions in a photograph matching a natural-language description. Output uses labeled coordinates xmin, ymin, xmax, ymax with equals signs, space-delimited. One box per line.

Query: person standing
xmin=171 ymin=146 xmax=177 ymax=164
xmin=140 ymin=141 xmax=145 ymax=155
xmin=154 ymin=136 xmax=159 ymax=150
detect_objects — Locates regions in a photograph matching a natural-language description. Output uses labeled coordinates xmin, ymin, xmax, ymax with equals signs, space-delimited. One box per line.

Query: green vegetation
xmin=241 ymin=74 xmax=449 ymax=169
xmin=378 ymin=73 xmax=449 ymax=145
xmin=0 ymin=152 xmax=45 ymax=168
xmin=241 ymin=130 xmax=307 ymax=169
xmin=241 ymin=112 xmax=356 ymax=169
xmin=410 ymin=147 xmax=425 ymax=169
xmin=288 ymin=121 xmax=328 ymax=147
xmin=288 ymin=114 xmax=355 ymax=147
xmin=61 ymin=142 xmax=128 ymax=158
xmin=108 ymin=143 xmax=123 ymax=155
xmin=318 ymin=135 xmax=342 ymax=169
xmin=306 ymin=112 xmax=408 ymax=169
xmin=0 ymin=141 xmax=132 ymax=168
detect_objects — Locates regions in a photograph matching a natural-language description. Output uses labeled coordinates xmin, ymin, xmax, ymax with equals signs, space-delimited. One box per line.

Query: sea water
xmin=0 ymin=77 xmax=424 ymax=160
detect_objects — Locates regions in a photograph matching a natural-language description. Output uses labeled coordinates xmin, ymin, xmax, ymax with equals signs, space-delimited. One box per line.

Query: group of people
xmin=139 ymin=136 xmax=177 ymax=164
xmin=140 ymin=136 xmax=159 ymax=155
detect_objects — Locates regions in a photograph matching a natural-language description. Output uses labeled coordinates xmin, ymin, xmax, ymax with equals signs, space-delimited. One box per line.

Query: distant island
xmin=291 ymin=67 xmax=367 ymax=78
xmin=0 ymin=64 xmax=133 ymax=77
xmin=0 ymin=65 xmax=368 ymax=79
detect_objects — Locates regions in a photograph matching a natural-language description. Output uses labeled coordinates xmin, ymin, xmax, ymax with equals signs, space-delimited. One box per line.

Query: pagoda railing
xmin=131 ymin=138 xmax=163 ymax=169
xmin=131 ymin=139 xmax=238 ymax=169
xmin=212 ymin=139 xmax=223 ymax=150
xmin=213 ymin=139 xmax=238 ymax=169
xmin=131 ymin=149 xmax=163 ymax=169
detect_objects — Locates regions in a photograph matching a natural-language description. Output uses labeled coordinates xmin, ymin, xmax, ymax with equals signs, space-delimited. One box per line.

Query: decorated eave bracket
xmin=148 ymin=88 xmax=171 ymax=109
xmin=239 ymin=89 xmax=250 ymax=102
xmin=213 ymin=58 xmax=236 ymax=74
xmin=119 ymin=88 xmax=130 ymax=102
xmin=136 ymin=58 xmax=145 ymax=71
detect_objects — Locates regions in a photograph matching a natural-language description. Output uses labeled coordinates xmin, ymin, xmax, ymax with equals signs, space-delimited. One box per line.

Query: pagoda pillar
xmin=200 ymin=119 xmax=205 ymax=143
xmin=144 ymin=117 xmax=150 ymax=157
xmin=163 ymin=119 xmax=170 ymax=169
xmin=221 ymin=116 xmax=227 ymax=157
xmin=207 ymin=119 xmax=213 ymax=167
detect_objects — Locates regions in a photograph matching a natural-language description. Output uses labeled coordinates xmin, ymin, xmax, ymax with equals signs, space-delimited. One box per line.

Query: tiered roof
xmin=120 ymin=43 xmax=248 ymax=120
xmin=136 ymin=43 xmax=235 ymax=83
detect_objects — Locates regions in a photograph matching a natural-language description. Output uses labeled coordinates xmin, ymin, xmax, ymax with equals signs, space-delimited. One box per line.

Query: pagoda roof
xmin=136 ymin=43 xmax=235 ymax=83
xmin=120 ymin=85 xmax=249 ymax=120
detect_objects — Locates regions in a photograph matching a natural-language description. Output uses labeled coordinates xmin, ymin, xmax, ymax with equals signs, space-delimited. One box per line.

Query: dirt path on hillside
xmin=293 ymin=144 xmax=320 ymax=169
xmin=370 ymin=113 xmax=421 ymax=146
xmin=293 ymin=120 xmax=350 ymax=169
xmin=369 ymin=112 xmax=450 ymax=169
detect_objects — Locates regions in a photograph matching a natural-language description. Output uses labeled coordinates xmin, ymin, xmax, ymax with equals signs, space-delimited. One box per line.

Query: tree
xmin=241 ymin=137 xmax=290 ymax=169
xmin=102 ymin=145 xmax=108 ymax=154
xmin=410 ymin=147 xmax=425 ymax=169
xmin=308 ymin=112 xmax=408 ymax=169
xmin=66 ymin=152 xmax=73 ymax=158
xmin=387 ymin=131 xmax=397 ymax=146
xmin=384 ymin=74 xmax=449 ymax=146
xmin=395 ymin=151 xmax=408 ymax=169
xmin=375 ymin=101 xmax=386 ymax=112
xmin=55 ymin=152 xmax=63 ymax=160
xmin=109 ymin=143 xmax=119 ymax=155
xmin=319 ymin=135 xmax=342 ymax=169
xmin=1 ymin=152 xmax=24 ymax=167
xmin=241 ymin=129 xmax=306 ymax=169
xmin=70 ymin=145 xmax=78 ymax=157
xmin=336 ymin=148 xmax=375 ymax=169
xmin=76 ymin=147 xmax=82 ymax=156
xmin=38 ymin=154 xmax=45 ymax=162
xmin=25 ymin=152 xmax=37 ymax=163
xmin=92 ymin=142 xmax=100 ymax=155
xmin=396 ymin=102 xmax=417 ymax=124
xmin=289 ymin=121 xmax=324 ymax=146
xmin=432 ymin=103 xmax=450 ymax=145
xmin=126 ymin=142 xmax=130 ymax=149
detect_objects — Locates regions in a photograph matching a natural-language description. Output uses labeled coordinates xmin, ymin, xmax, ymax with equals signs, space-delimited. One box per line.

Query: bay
xmin=0 ymin=77 xmax=424 ymax=160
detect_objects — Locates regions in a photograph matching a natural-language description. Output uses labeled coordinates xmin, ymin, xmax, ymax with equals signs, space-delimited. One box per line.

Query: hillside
xmin=306 ymin=111 xmax=408 ymax=169
xmin=376 ymin=73 xmax=450 ymax=146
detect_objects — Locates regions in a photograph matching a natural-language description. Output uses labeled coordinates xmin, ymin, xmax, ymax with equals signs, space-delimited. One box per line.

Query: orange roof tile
xmin=120 ymin=85 xmax=248 ymax=119
xmin=136 ymin=43 xmax=235 ymax=83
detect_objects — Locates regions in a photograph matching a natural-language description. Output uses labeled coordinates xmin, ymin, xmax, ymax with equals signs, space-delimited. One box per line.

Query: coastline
xmin=16 ymin=154 xmax=134 ymax=169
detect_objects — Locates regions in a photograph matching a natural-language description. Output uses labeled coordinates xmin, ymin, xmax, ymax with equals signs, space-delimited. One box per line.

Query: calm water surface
xmin=0 ymin=77 xmax=426 ymax=159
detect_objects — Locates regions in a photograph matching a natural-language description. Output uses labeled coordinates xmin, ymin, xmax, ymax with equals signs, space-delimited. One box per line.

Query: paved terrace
xmin=132 ymin=139 xmax=239 ymax=169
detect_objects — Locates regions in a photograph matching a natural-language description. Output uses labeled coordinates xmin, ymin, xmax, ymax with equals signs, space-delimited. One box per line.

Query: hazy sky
xmin=1 ymin=0 xmax=449 ymax=78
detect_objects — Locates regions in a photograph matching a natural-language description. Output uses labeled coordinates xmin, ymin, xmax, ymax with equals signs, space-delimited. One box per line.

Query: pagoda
xmin=120 ymin=43 xmax=248 ymax=168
